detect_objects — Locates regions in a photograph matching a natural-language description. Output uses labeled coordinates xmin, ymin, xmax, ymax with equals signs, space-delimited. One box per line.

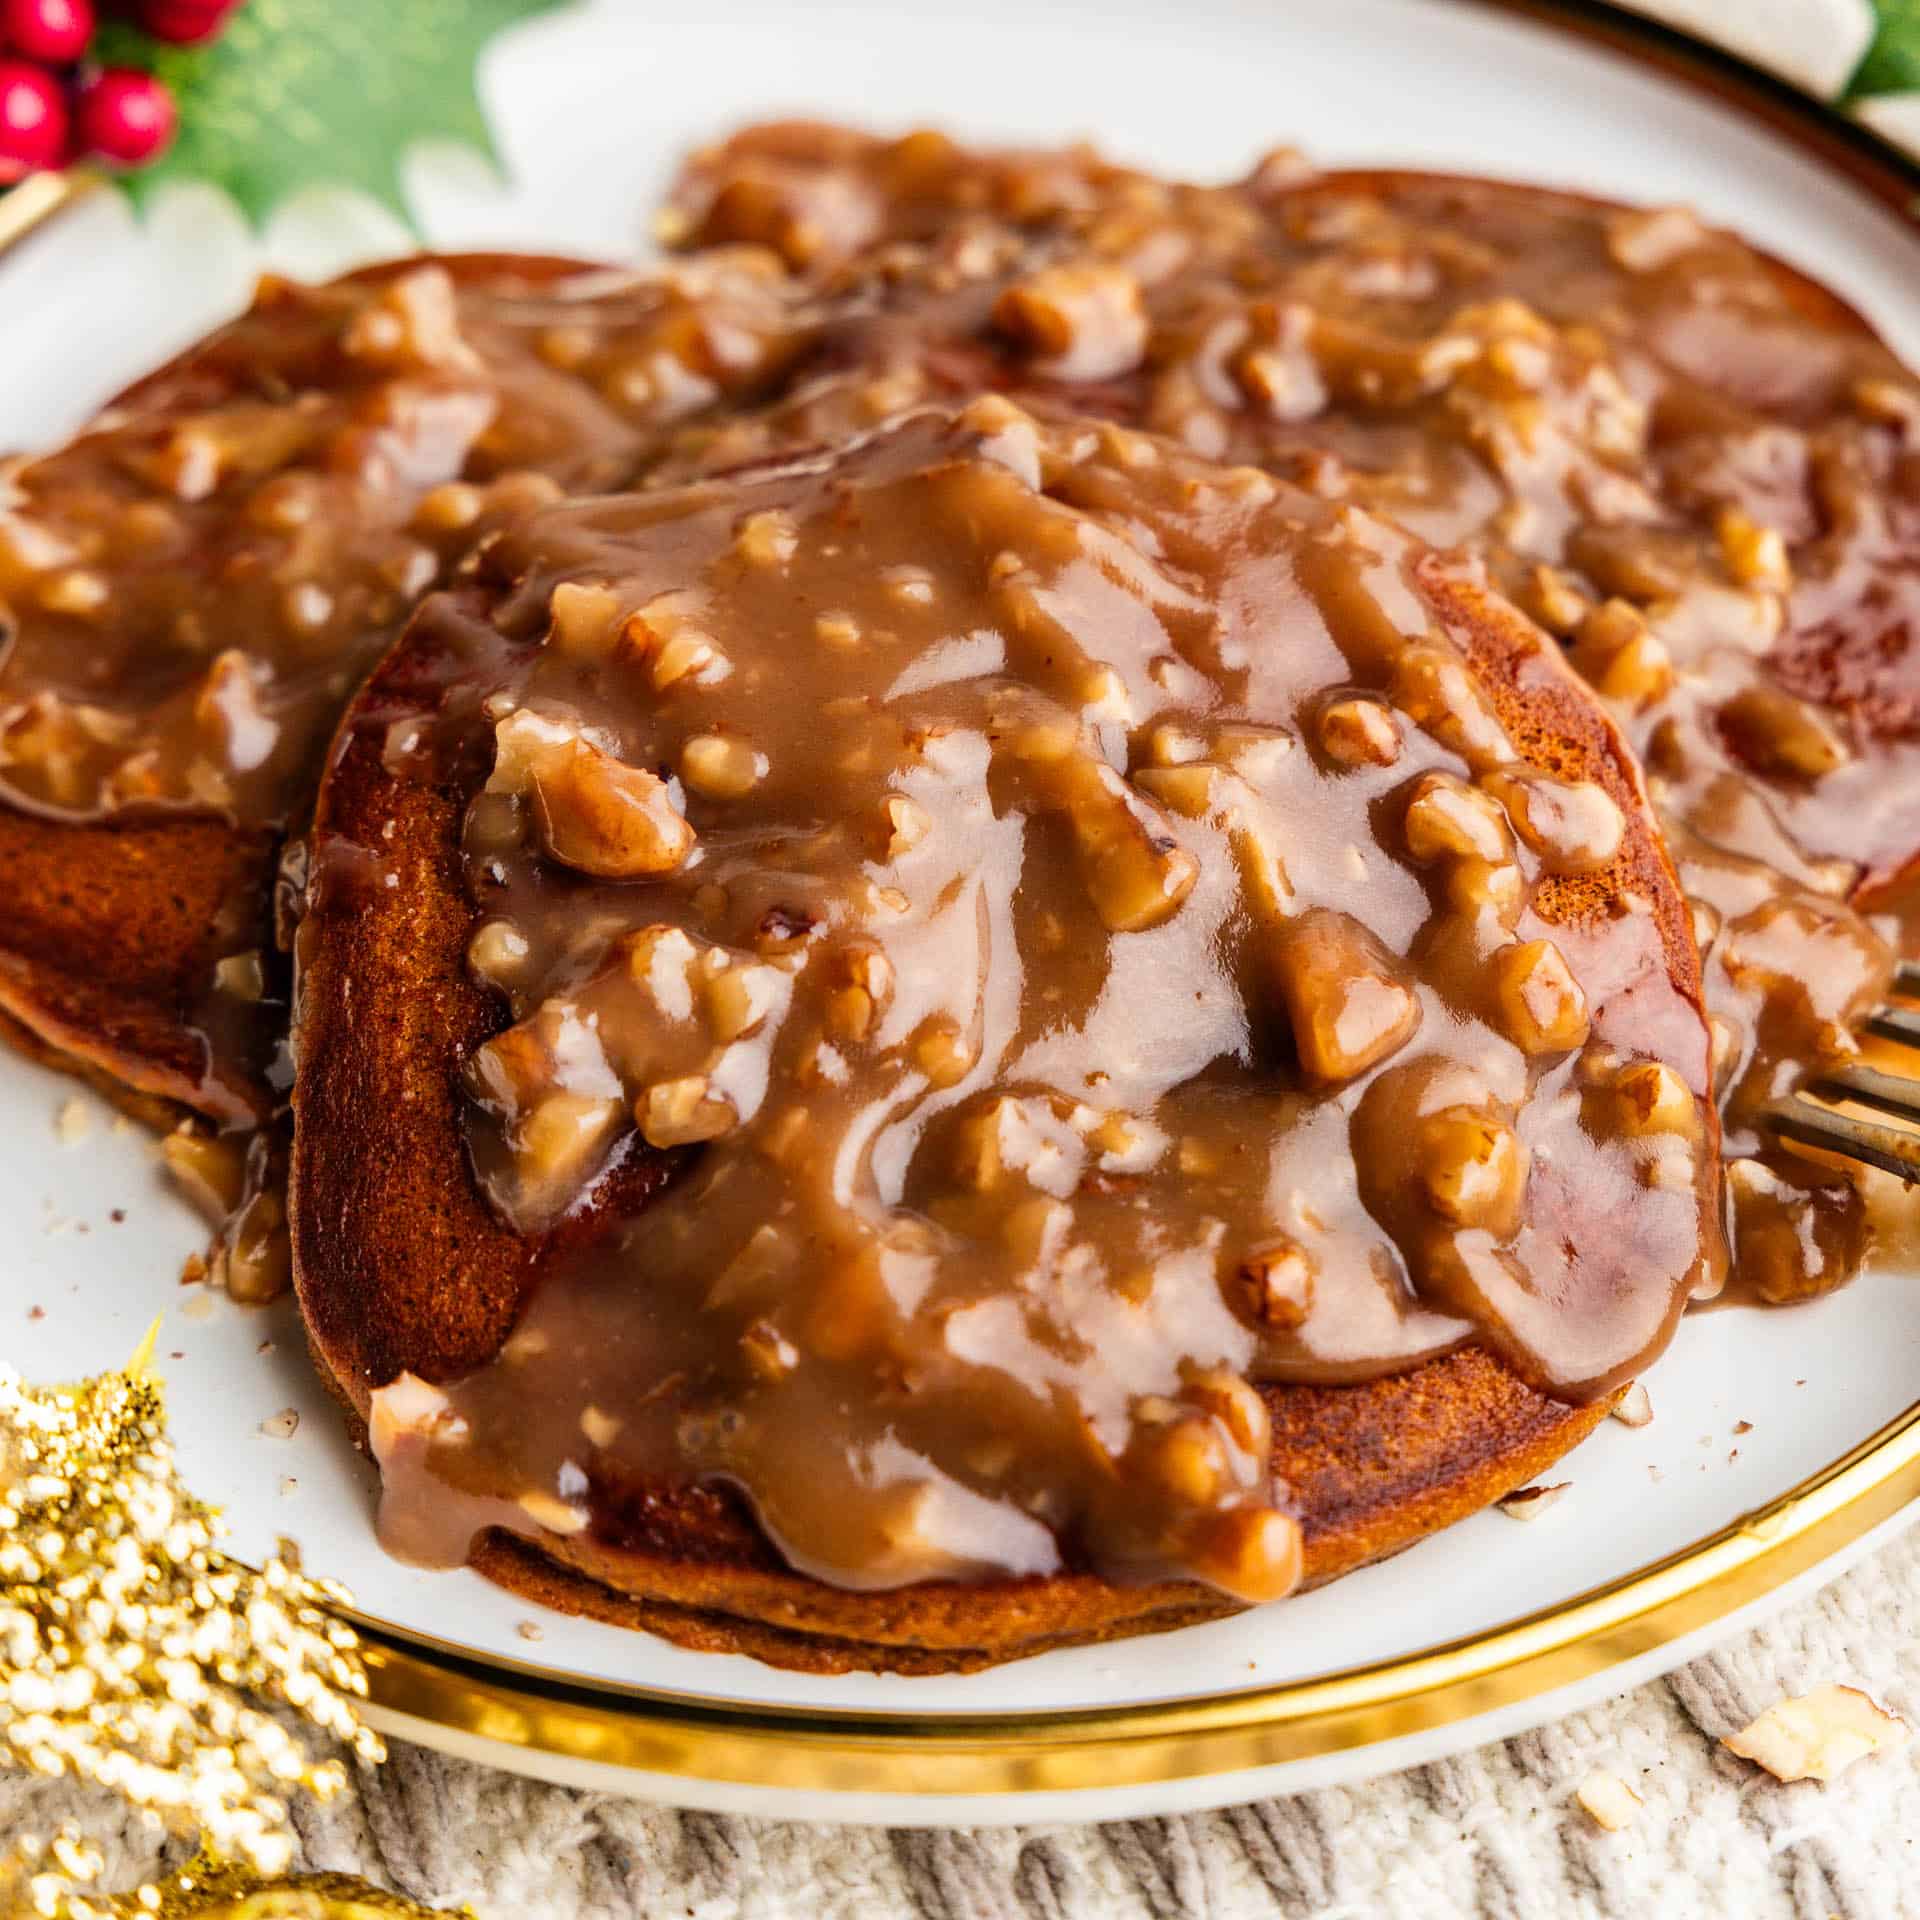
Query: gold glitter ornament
xmin=0 ymin=1351 xmax=389 ymax=1916
xmin=4 ymin=1838 xmax=466 ymax=1917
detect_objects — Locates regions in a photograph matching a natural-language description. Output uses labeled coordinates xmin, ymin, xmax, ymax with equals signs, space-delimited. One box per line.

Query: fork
xmin=1768 ymin=963 xmax=1920 ymax=1181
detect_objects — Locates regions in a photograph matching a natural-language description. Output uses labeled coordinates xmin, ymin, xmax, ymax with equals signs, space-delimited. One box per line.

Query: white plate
xmin=4 ymin=0 xmax=1919 ymax=1826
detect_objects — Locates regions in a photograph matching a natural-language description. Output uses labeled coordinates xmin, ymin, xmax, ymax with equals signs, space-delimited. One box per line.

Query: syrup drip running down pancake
xmin=293 ymin=402 xmax=1714 ymax=1654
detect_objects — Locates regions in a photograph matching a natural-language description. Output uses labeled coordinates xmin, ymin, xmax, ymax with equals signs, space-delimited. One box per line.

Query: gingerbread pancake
xmin=0 ymin=245 xmax=807 ymax=1125
xmin=664 ymin=130 xmax=1920 ymax=880
xmin=292 ymin=401 xmax=1717 ymax=1671
xmin=658 ymin=126 xmax=1920 ymax=1295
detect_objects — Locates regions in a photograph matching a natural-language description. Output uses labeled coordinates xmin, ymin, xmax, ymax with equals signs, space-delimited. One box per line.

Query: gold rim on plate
xmin=0 ymin=169 xmax=90 ymax=257
xmin=358 ymin=1397 xmax=1920 ymax=1794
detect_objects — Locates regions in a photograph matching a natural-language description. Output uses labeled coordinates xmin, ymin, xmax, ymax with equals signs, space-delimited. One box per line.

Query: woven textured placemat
xmin=9 ymin=1518 xmax=1916 ymax=1919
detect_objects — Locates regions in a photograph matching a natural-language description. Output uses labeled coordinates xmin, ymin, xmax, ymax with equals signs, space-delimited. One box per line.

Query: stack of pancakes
xmin=2 ymin=124 xmax=1914 ymax=1671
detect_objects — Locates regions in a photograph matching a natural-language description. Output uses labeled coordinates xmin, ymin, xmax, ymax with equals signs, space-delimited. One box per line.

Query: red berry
xmin=74 ymin=65 xmax=173 ymax=166
xmin=0 ymin=58 xmax=67 ymax=180
xmin=1 ymin=0 xmax=95 ymax=64
xmin=138 ymin=0 xmax=237 ymax=45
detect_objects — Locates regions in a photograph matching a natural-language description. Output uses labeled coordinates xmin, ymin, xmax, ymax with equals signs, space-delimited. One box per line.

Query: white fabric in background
xmin=1618 ymin=0 xmax=1878 ymax=98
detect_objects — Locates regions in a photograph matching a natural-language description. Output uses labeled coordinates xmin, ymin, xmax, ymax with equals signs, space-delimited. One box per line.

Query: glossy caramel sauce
xmin=366 ymin=402 xmax=1713 ymax=1598
xmin=0 ymin=250 xmax=803 ymax=825
xmin=2 ymin=121 xmax=1914 ymax=1610
xmin=0 ymin=249 xmax=810 ymax=1123
xmin=355 ymin=134 xmax=1920 ymax=1603
xmin=656 ymin=130 xmax=1920 ymax=1299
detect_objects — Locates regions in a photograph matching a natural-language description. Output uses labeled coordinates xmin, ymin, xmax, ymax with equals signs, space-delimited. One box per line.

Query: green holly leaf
xmin=91 ymin=0 xmax=574 ymax=230
xmin=1848 ymin=0 xmax=1920 ymax=99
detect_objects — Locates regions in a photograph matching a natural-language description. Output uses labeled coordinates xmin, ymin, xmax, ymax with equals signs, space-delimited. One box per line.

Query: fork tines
xmin=1769 ymin=965 xmax=1920 ymax=1181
